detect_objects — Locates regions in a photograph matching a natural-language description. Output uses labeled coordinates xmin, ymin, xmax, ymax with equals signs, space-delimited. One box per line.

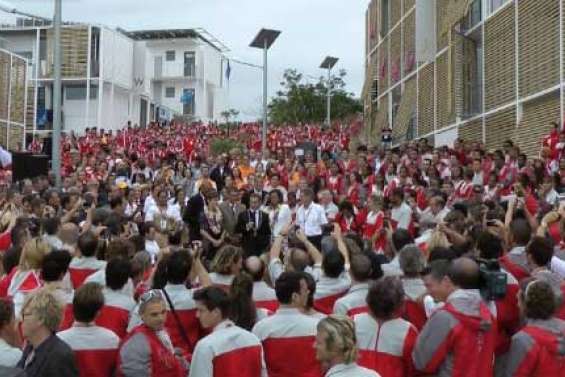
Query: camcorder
xmin=477 ymin=258 xmax=507 ymax=301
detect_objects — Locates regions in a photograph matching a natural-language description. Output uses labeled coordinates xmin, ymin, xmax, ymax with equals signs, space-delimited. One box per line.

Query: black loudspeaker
xmin=12 ymin=153 xmax=49 ymax=182
xmin=42 ymin=137 xmax=53 ymax=159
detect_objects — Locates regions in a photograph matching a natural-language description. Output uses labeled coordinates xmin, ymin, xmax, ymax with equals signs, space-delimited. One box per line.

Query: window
xmin=182 ymin=89 xmax=195 ymax=115
xmin=489 ymin=0 xmax=509 ymax=14
xmin=380 ymin=0 xmax=390 ymax=37
xmin=463 ymin=0 xmax=482 ymax=30
xmin=165 ymin=87 xmax=175 ymax=98
xmin=462 ymin=32 xmax=482 ymax=118
xmin=184 ymin=52 xmax=195 ymax=77
xmin=65 ymin=86 xmax=98 ymax=100
xmin=165 ymin=50 xmax=175 ymax=61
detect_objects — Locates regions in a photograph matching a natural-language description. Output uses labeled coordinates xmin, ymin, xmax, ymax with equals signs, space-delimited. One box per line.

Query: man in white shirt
xmin=296 ymin=188 xmax=328 ymax=250
xmin=390 ymin=188 xmax=412 ymax=230
xmin=0 ymin=299 xmax=22 ymax=367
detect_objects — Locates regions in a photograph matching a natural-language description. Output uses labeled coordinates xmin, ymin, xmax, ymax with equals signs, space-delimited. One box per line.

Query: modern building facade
xmin=362 ymin=0 xmax=563 ymax=156
xmin=0 ymin=47 xmax=26 ymax=150
xmin=0 ymin=19 xmax=229 ymax=142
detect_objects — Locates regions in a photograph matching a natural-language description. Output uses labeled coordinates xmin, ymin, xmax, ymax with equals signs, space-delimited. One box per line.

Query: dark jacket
xmin=235 ymin=209 xmax=271 ymax=257
xmin=0 ymin=366 xmax=26 ymax=377
xmin=184 ymin=193 xmax=207 ymax=240
xmin=210 ymin=165 xmax=233 ymax=193
xmin=17 ymin=334 xmax=78 ymax=377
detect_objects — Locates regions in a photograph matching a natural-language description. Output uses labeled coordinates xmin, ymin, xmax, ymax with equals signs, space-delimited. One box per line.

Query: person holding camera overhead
xmin=236 ymin=193 xmax=271 ymax=257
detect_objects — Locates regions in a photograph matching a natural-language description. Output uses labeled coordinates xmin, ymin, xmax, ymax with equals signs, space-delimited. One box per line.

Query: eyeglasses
xmin=139 ymin=289 xmax=164 ymax=305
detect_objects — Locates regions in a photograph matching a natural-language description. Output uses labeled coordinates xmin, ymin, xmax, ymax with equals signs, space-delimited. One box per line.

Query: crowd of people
xmin=0 ymin=119 xmax=563 ymax=376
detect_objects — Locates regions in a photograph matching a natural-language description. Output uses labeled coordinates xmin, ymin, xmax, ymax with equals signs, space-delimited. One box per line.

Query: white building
xmin=126 ymin=29 xmax=228 ymax=124
xmin=0 ymin=19 xmax=229 ymax=141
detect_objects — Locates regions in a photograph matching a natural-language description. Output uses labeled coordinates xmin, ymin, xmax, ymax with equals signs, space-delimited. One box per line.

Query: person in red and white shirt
xmin=390 ymin=189 xmax=412 ymax=232
xmin=189 ymin=286 xmax=266 ymax=377
xmin=68 ymin=231 xmax=107 ymax=289
xmin=252 ymin=271 xmax=322 ymax=377
xmin=160 ymin=249 xmax=212 ymax=357
xmin=354 ymin=276 xmax=417 ymax=377
xmin=95 ymin=258 xmax=136 ymax=338
xmin=315 ymin=315 xmax=379 ymax=377
xmin=333 ymin=254 xmax=371 ymax=317
xmin=58 ymin=283 xmax=120 ymax=377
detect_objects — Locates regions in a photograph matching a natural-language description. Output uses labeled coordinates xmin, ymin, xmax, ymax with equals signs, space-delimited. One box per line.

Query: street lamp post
xmin=52 ymin=0 xmax=62 ymax=187
xmin=250 ymin=28 xmax=280 ymax=156
xmin=320 ymin=56 xmax=338 ymax=129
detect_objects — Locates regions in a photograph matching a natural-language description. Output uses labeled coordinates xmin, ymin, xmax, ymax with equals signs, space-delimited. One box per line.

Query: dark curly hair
xmin=367 ymin=276 xmax=405 ymax=320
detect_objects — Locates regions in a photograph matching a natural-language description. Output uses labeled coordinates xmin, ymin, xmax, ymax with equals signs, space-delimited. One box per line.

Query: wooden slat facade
xmin=518 ymin=0 xmax=560 ymax=98
xmin=362 ymin=0 xmax=564 ymax=151
xmin=417 ymin=63 xmax=435 ymax=136
xmin=485 ymin=108 xmax=516 ymax=151
xmin=458 ymin=118 xmax=483 ymax=144
xmin=484 ymin=3 xmax=515 ymax=111
xmin=46 ymin=26 xmax=89 ymax=78
xmin=514 ymin=92 xmax=560 ymax=157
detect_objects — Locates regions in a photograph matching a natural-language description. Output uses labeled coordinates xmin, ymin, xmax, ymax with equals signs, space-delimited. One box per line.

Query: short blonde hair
xmin=23 ymin=288 xmax=63 ymax=332
xmin=211 ymin=245 xmax=242 ymax=274
xmin=317 ymin=315 xmax=358 ymax=364
xmin=19 ymin=238 xmax=50 ymax=271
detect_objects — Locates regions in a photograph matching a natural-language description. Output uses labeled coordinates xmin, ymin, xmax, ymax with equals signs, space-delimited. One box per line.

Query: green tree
xmin=268 ymin=68 xmax=362 ymax=125
xmin=220 ymin=108 xmax=240 ymax=136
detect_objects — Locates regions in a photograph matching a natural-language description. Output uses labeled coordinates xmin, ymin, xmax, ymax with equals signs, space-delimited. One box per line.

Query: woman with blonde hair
xmin=209 ymin=245 xmax=242 ymax=291
xmin=315 ymin=315 xmax=379 ymax=377
xmin=8 ymin=238 xmax=50 ymax=316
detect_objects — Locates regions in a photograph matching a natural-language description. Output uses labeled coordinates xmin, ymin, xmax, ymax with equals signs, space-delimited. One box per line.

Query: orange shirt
xmin=239 ymin=165 xmax=255 ymax=180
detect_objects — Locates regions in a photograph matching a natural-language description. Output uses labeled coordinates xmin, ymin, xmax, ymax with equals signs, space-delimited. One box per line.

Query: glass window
xmin=165 ymin=50 xmax=175 ymax=61
xmin=165 ymin=87 xmax=175 ymax=98
xmin=380 ymin=0 xmax=390 ymax=37
xmin=184 ymin=52 xmax=195 ymax=77
xmin=65 ymin=86 xmax=97 ymax=100
xmin=490 ymin=0 xmax=509 ymax=14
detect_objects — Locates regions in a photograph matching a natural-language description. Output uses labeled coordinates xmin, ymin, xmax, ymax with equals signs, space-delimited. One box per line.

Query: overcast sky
xmin=2 ymin=0 xmax=369 ymax=120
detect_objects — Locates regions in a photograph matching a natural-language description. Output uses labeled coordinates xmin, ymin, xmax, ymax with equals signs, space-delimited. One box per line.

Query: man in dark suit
xmin=210 ymin=155 xmax=233 ymax=193
xmin=219 ymin=188 xmax=246 ymax=243
xmin=235 ymin=193 xmax=271 ymax=257
xmin=0 ymin=366 xmax=26 ymax=377
xmin=241 ymin=174 xmax=268 ymax=209
xmin=183 ymin=183 xmax=212 ymax=241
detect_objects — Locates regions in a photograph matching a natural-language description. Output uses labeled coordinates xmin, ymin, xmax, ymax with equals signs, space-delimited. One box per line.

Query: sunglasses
xmin=139 ymin=289 xmax=164 ymax=305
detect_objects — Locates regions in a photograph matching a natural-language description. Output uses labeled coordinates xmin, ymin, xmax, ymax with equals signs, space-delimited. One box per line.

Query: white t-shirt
xmin=391 ymin=202 xmax=412 ymax=230
xmin=0 ymin=338 xmax=22 ymax=367
xmin=296 ymin=203 xmax=328 ymax=237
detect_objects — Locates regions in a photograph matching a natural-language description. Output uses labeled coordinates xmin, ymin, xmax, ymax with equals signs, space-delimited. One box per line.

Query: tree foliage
xmin=268 ymin=68 xmax=362 ymax=125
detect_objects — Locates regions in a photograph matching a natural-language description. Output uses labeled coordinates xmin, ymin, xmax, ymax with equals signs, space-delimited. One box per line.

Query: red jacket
xmin=505 ymin=318 xmax=565 ymax=377
xmin=354 ymin=314 xmax=417 ymax=377
xmin=412 ymin=290 xmax=497 ymax=377
xmin=58 ymin=326 xmax=120 ymax=377
xmin=118 ymin=325 xmax=185 ymax=377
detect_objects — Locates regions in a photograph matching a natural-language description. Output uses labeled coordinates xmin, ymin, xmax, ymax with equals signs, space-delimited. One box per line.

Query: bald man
xmin=245 ymin=256 xmax=278 ymax=312
xmin=412 ymin=258 xmax=497 ymax=377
